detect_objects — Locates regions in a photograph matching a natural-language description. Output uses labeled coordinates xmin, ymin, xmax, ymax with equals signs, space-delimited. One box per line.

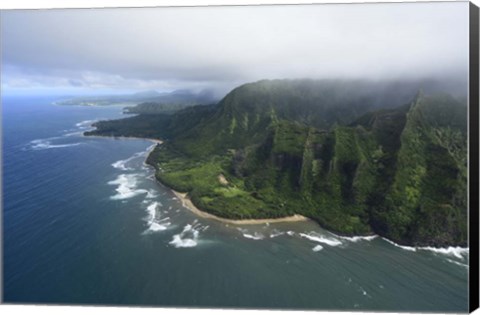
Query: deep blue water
xmin=2 ymin=96 xmax=469 ymax=311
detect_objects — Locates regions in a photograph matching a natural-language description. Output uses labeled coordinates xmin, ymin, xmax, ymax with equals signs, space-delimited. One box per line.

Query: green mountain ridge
xmin=85 ymin=79 xmax=468 ymax=246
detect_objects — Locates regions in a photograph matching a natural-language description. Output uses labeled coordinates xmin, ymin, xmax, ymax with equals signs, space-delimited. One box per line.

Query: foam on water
xmin=143 ymin=201 xmax=171 ymax=233
xmin=107 ymin=174 xmax=151 ymax=200
xmin=381 ymin=238 xmax=417 ymax=252
xmin=112 ymin=159 xmax=134 ymax=171
xmin=270 ymin=230 xmax=285 ymax=238
xmin=26 ymin=117 xmax=100 ymax=151
xmin=381 ymin=238 xmax=469 ymax=258
xmin=242 ymin=232 xmax=265 ymax=240
xmin=418 ymin=246 xmax=469 ymax=259
xmin=299 ymin=232 xmax=342 ymax=247
xmin=112 ymin=147 xmax=153 ymax=171
xmin=146 ymin=190 xmax=158 ymax=199
xmin=312 ymin=245 xmax=323 ymax=252
xmin=338 ymin=235 xmax=378 ymax=243
xmin=63 ymin=131 xmax=84 ymax=137
xmin=446 ymin=258 xmax=469 ymax=269
xmin=169 ymin=224 xmax=204 ymax=248
xmin=28 ymin=138 xmax=83 ymax=150
xmin=75 ymin=119 xmax=97 ymax=128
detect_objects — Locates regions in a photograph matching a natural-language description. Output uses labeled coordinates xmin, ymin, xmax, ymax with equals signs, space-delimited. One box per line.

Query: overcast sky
xmin=1 ymin=2 xmax=469 ymax=96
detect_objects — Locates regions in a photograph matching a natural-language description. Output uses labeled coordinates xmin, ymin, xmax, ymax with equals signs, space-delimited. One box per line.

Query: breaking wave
xmin=28 ymin=138 xmax=83 ymax=150
xmin=143 ymin=201 xmax=171 ymax=233
xmin=269 ymin=229 xmax=285 ymax=238
xmin=169 ymin=223 xmax=208 ymax=248
xmin=242 ymin=232 xmax=265 ymax=240
xmin=446 ymin=258 xmax=469 ymax=268
xmin=337 ymin=235 xmax=378 ymax=242
xmin=112 ymin=145 xmax=155 ymax=171
xmin=381 ymin=238 xmax=417 ymax=252
xmin=112 ymin=159 xmax=135 ymax=171
xmin=75 ymin=119 xmax=97 ymax=129
xmin=107 ymin=174 xmax=153 ymax=200
xmin=381 ymin=238 xmax=469 ymax=258
xmin=418 ymin=246 xmax=469 ymax=259
xmin=299 ymin=232 xmax=342 ymax=247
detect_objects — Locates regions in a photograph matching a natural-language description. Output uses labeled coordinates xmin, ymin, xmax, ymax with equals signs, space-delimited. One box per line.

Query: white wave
xmin=270 ymin=230 xmax=285 ymax=238
xmin=381 ymin=238 xmax=469 ymax=257
xmin=327 ymin=230 xmax=378 ymax=243
xmin=111 ymin=148 xmax=151 ymax=171
xmin=243 ymin=232 xmax=265 ymax=240
xmin=446 ymin=258 xmax=469 ymax=269
xmin=299 ymin=232 xmax=342 ymax=246
xmin=418 ymin=246 xmax=469 ymax=259
xmin=111 ymin=160 xmax=134 ymax=171
xmin=63 ymin=131 xmax=83 ymax=137
xmin=146 ymin=202 xmax=159 ymax=220
xmin=338 ymin=235 xmax=378 ymax=243
xmin=149 ymin=222 xmax=170 ymax=231
xmin=312 ymin=245 xmax=323 ymax=252
xmin=107 ymin=174 xmax=150 ymax=200
xmin=236 ymin=227 xmax=248 ymax=233
xmin=143 ymin=202 xmax=171 ymax=233
xmin=112 ymin=159 xmax=133 ymax=171
xmin=286 ymin=231 xmax=295 ymax=236
xmin=381 ymin=237 xmax=417 ymax=252
xmin=146 ymin=190 xmax=158 ymax=199
xmin=145 ymin=143 xmax=156 ymax=153
xmin=169 ymin=224 xmax=202 ymax=248
xmin=29 ymin=138 xmax=82 ymax=150
xmin=75 ymin=119 xmax=96 ymax=128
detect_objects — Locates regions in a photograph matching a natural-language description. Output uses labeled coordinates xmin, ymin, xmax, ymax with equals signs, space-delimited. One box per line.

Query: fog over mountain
xmin=1 ymin=2 xmax=468 ymax=97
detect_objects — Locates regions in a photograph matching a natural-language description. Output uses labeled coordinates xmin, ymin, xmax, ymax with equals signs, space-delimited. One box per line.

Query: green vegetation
xmin=87 ymin=80 xmax=468 ymax=246
xmin=123 ymin=102 xmax=193 ymax=115
xmin=84 ymin=114 xmax=172 ymax=139
xmin=56 ymin=88 xmax=217 ymax=108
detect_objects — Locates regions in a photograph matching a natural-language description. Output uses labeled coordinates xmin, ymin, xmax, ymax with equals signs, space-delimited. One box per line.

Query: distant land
xmin=54 ymin=89 xmax=218 ymax=110
xmin=85 ymin=79 xmax=468 ymax=247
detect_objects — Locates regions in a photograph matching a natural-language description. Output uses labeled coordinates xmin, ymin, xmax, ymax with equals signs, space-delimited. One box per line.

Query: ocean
xmin=2 ymin=96 xmax=469 ymax=312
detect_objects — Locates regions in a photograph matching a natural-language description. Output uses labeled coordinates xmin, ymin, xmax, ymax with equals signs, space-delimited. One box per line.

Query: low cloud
xmin=1 ymin=2 xmax=469 ymax=96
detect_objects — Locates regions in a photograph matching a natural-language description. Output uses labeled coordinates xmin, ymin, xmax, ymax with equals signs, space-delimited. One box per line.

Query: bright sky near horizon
xmin=0 ymin=1 xmax=469 ymax=96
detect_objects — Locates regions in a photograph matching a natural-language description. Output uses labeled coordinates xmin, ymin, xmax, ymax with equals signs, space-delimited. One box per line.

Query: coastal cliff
xmin=86 ymin=79 xmax=468 ymax=247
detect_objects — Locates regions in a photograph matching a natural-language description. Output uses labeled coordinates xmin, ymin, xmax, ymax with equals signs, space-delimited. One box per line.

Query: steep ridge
xmin=171 ymin=79 xmax=432 ymax=156
xmin=87 ymin=80 xmax=468 ymax=246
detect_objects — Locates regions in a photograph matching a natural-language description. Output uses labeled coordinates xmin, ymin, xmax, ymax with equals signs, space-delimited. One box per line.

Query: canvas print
xmin=1 ymin=1 xmax=477 ymax=313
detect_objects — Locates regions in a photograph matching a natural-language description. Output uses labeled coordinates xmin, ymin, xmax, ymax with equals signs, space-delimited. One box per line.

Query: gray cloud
xmin=1 ymin=2 xmax=469 ymax=96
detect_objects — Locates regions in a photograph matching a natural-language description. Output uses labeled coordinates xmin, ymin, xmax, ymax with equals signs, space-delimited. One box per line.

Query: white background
xmin=0 ymin=1 xmax=479 ymax=315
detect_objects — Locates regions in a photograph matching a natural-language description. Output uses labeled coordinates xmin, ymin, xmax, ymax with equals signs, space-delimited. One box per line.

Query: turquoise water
xmin=2 ymin=96 xmax=469 ymax=312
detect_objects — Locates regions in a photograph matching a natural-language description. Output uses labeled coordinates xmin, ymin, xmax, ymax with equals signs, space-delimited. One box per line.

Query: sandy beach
xmin=87 ymin=131 xmax=306 ymax=225
xmin=172 ymin=191 xmax=309 ymax=225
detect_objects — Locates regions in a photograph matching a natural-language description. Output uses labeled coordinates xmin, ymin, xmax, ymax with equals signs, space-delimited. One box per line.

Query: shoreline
xmin=83 ymin=133 xmax=163 ymax=146
xmin=84 ymin=133 xmax=306 ymax=225
xmin=172 ymin=191 xmax=309 ymax=225
xmin=86 ymin=132 xmax=469 ymax=249
xmin=170 ymin=189 xmax=469 ymax=253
